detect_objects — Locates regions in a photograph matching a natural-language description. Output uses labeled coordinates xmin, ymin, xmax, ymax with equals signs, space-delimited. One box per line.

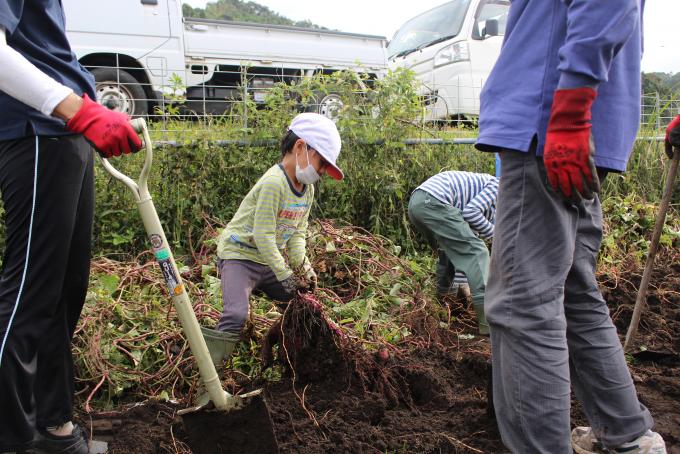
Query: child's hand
xmin=303 ymin=263 xmax=318 ymax=290
xmin=280 ymin=275 xmax=303 ymax=295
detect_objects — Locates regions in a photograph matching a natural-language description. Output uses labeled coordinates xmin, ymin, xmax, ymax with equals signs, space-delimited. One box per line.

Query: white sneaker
xmin=571 ymin=426 xmax=667 ymax=454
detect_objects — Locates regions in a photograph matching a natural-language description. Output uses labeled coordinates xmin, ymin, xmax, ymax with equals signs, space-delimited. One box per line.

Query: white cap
xmin=288 ymin=113 xmax=343 ymax=180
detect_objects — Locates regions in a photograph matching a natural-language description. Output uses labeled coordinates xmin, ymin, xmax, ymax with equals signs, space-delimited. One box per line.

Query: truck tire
xmin=307 ymin=92 xmax=344 ymax=121
xmin=91 ymin=68 xmax=148 ymax=117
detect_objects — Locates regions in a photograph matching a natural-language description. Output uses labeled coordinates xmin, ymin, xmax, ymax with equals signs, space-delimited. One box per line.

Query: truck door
xmin=63 ymin=0 xmax=180 ymax=116
xmin=64 ymin=0 xmax=172 ymax=58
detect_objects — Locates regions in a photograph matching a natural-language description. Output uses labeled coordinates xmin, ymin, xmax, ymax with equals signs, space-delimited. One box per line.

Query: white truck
xmin=388 ymin=0 xmax=510 ymax=121
xmin=62 ymin=0 xmax=388 ymax=117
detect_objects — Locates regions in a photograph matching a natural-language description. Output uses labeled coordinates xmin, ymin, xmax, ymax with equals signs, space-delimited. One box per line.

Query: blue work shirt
xmin=476 ymin=0 xmax=644 ymax=172
xmin=0 ymin=0 xmax=95 ymax=140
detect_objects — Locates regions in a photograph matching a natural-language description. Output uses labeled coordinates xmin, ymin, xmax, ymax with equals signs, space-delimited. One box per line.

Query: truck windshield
xmin=388 ymin=0 xmax=472 ymax=59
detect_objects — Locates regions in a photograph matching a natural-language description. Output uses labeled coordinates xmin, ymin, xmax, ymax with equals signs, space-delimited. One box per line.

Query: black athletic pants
xmin=0 ymin=135 xmax=94 ymax=450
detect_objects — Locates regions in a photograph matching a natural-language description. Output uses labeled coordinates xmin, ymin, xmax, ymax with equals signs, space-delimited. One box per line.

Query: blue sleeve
xmin=557 ymin=0 xmax=640 ymax=89
xmin=0 ymin=1 xmax=23 ymax=35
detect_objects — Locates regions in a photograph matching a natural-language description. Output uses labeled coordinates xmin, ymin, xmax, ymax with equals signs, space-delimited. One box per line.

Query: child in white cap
xmin=201 ymin=113 xmax=344 ymax=368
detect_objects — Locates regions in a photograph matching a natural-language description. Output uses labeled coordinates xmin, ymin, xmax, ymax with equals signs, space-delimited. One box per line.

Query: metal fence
xmin=641 ymin=94 xmax=680 ymax=131
xmin=88 ymin=63 xmax=679 ymax=135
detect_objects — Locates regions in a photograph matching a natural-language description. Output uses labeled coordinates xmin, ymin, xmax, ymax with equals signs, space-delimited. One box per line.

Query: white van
xmin=388 ymin=0 xmax=510 ymax=121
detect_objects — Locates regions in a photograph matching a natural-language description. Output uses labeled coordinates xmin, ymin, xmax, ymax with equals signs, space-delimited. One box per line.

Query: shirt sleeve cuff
xmin=557 ymin=71 xmax=600 ymax=91
xmin=40 ymin=85 xmax=74 ymax=117
xmin=275 ymin=267 xmax=293 ymax=282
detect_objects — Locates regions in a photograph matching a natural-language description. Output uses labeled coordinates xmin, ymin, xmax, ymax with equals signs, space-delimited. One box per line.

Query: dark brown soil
xmin=79 ymin=254 xmax=680 ymax=454
xmin=181 ymin=393 xmax=279 ymax=454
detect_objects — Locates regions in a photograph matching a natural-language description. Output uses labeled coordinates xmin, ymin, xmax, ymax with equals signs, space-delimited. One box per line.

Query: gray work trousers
xmin=486 ymin=149 xmax=653 ymax=453
xmin=217 ymin=259 xmax=293 ymax=333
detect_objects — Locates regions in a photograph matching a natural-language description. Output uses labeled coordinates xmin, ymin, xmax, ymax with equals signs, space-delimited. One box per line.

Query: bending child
xmin=408 ymin=171 xmax=498 ymax=335
xmin=204 ymin=113 xmax=344 ymax=367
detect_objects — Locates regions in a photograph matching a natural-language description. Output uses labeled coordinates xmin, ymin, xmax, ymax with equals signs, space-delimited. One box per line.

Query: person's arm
xmin=665 ymin=115 xmax=680 ymax=159
xmin=0 ymin=26 xmax=74 ymax=117
xmin=462 ymin=178 xmax=498 ymax=240
xmin=0 ymin=24 xmax=141 ymax=156
xmin=544 ymin=0 xmax=640 ymax=201
xmin=287 ymin=209 xmax=317 ymax=289
xmin=557 ymin=0 xmax=640 ymax=89
xmin=287 ymin=193 xmax=313 ymax=270
xmin=252 ymin=178 xmax=293 ymax=281
xmin=287 ymin=221 xmax=310 ymax=270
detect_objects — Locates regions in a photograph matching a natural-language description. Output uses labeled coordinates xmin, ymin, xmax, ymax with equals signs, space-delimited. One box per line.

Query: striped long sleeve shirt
xmin=416 ymin=171 xmax=499 ymax=240
xmin=217 ymin=164 xmax=313 ymax=281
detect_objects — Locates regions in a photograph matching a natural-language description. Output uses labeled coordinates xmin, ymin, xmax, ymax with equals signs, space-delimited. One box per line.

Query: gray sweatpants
xmin=487 ymin=149 xmax=653 ymax=453
xmin=216 ymin=259 xmax=293 ymax=333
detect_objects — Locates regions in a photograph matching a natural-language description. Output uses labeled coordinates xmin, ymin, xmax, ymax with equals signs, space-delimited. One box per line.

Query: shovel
xmin=100 ymin=119 xmax=278 ymax=453
xmin=623 ymin=144 xmax=679 ymax=351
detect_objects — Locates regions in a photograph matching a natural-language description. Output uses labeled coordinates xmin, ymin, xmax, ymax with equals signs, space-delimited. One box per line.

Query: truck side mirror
xmin=485 ymin=19 xmax=500 ymax=37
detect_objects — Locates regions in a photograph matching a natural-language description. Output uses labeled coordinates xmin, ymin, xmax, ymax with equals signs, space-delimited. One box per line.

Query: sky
xmin=181 ymin=0 xmax=679 ymax=74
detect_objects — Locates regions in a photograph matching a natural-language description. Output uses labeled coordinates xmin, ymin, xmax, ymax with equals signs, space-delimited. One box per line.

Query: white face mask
xmin=295 ymin=146 xmax=321 ymax=185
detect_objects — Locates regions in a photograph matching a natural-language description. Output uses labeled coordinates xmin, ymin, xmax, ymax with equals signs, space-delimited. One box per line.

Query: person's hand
xmin=66 ymin=94 xmax=142 ymax=158
xmin=544 ymin=87 xmax=600 ymax=202
xmin=280 ymin=275 xmax=303 ymax=295
xmin=665 ymin=115 xmax=680 ymax=159
xmin=305 ymin=266 xmax=318 ymax=291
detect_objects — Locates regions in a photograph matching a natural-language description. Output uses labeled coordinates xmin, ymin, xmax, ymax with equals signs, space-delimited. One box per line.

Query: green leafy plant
xmin=600 ymin=194 xmax=679 ymax=266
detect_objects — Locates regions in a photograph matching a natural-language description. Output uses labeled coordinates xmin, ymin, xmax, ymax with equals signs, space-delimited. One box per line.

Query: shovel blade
xmin=181 ymin=392 xmax=278 ymax=454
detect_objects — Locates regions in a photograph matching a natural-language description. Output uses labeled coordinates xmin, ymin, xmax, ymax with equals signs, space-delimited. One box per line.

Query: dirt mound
xmin=266 ymin=343 xmax=501 ymax=454
xmin=81 ymin=400 xmax=189 ymax=453
xmin=81 ymin=334 xmax=501 ymax=453
xmin=264 ymin=293 xmax=351 ymax=387
xmin=602 ymin=253 xmax=680 ymax=354
xmin=82 ymin=327 xmax=678 ymax=453
xmin=181 ymin=394 xmax=278 ymax=454
xmin=80 ymin=251 xmax=680 ymax=453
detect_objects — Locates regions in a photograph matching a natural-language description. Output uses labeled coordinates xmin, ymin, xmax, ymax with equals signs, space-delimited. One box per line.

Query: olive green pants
xmin=408 ymin=189 xmax=489 ymax=307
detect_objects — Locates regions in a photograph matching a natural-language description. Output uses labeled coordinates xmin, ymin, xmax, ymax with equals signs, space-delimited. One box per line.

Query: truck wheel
xmin=91 ymin=68 xmax=148 ymax=117
xmin=307 ymin=93 xmax=344 ymax=121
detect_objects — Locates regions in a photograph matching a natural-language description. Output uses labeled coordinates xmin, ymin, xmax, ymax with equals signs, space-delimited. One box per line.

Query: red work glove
xmin=66 ymin=94 xmax=142 ymax=158
xmin=544 ymin=87 xmax=600 ymax=201
xmin=665 ymin=115 xmax=680 ymax=159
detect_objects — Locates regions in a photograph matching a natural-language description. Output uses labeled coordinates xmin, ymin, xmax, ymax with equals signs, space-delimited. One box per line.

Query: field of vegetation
xmin=2 ymin=69 xmax=678 ymax=452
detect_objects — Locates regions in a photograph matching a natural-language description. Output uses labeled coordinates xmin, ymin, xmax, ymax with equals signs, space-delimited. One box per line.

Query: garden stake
xmin=624 ymin=145 xmax=679 ymax=351
xmin=100 ymin=119 xmax=278 ymax=452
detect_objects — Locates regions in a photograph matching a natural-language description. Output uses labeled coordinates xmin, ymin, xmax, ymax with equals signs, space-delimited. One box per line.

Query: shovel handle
xmin=624 ymin=147 xmax=679 ymax=350
xmin=99 ymin=118 xmax=153 ymax=202
xmin=98 ymin=119 xmax=235 ymax=411
xmin=130 ymin=118 xmax=145 ymax=134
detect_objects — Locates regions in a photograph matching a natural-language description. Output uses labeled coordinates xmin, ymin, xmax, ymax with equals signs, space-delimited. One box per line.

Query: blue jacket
xmin=476 ymin=0 xmax=644 ymax=172
xmin=0 ymin=0 xmax=94 ymax=140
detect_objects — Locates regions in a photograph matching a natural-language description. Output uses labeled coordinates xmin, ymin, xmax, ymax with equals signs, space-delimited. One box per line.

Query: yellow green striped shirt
xmin=217 ymin=164 xmax=313 ymax=280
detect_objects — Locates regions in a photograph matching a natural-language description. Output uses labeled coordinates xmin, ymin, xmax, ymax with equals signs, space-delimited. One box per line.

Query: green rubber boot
xmin=472 ymin=296 xmax=490 ymax=336
xmin=195 ymin=327 xmax=239 ymax=407
xmin=200 ymin=326 xmax=239 ymax=367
